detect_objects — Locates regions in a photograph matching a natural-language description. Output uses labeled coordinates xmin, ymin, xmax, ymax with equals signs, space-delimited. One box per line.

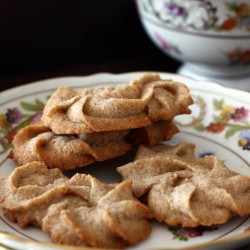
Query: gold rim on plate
xmin=0 ymin=230 xmax=249 ymax=250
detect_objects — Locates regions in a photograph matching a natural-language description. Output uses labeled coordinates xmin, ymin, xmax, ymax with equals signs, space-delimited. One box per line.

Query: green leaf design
xmin=213 ymin=99 xmax=224 ymax=110
xmin=213 ymin=26 xmax=222 ymax=32
xmin=225 ymin=2 xmax=237 ymax=11
xmin=225 ymin=126 xmax=242 ymax=139
xmin=0 ymin=128 xmax=9 ymax=135
xmin=21 ymin=102 xmax=38 ymax=111
xmin=227 ymin=14 xmax=236 ymax=19
xmin=35 ymin=99 xmax=45 ymax=109
xmin=213 ymin=115 xmax=222 ymax=123
xmin=168 ymin=227 xmax=189 ymax=241
xmin=179 ymin=235 xmax=188 ymax=241
xmin=142 ymin=0 xmax=149 ymax=12
xmin=238 ymin=18 xmax=243 ymax=28
xmin=195 ymin=124 xmax=206 ymax=132
xmin=0 ymin=138 xmax=13 ymax=153
xmin=21 ymin=99 xmax=44 ymax=111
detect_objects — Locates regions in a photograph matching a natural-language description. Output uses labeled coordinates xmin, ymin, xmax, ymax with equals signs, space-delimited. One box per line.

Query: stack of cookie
xmin=11 ymin=73 xmax=193 ymax=170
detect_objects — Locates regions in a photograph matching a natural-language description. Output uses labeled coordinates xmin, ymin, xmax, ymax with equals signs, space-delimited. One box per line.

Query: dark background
xmin=0 ymin=0 xmax=180 ymax=91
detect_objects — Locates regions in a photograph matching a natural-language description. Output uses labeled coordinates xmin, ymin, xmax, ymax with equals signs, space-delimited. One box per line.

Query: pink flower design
xmin=30 ymin=111 xmax=43 ymax=124
xmin=155 ymin=33 xmax=172 ymax=51
xmin=168 ymin=225 xmax=218 ymax=241
xmin=230 ymin=107 xmax=249 ymax=122
xmin=154 ymin=33 xmax=181 ymax=54
xmin=165 ymin=3 xmax=185 ymax=16
xmin=180 ymin=227 xmax=204 ymax=238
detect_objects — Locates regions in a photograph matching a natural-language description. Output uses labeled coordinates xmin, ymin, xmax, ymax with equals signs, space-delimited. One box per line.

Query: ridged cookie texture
xmin=11 ymin=121 xmax=178 ymax=170
xmin=0 ymin=161 xmax=152 ymax=248
xmin=117 ymin=143 xmax=250 ymax=228
xmin=42 ymin=73 xmax=193 ymax=134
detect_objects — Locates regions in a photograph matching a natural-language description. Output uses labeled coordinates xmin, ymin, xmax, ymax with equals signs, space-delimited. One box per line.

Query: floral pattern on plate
xmin=0 ymin=73 xmax=249 ymax=250
xmin=168 ymin=225 xmax=218 ymax=241
xmin=193 ymin=98 xmax=250 ymax=151
xmin=0 ymin=99 xmax=44 ymax=155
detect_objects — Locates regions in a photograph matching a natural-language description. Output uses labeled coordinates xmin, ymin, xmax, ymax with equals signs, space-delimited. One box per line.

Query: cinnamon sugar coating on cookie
xmin=117 ymin=143 xmax=250 ymax=228
xmin=42 ymin=73 xmax=193 ymax=134
xmin=0 ymin=162 xmax=152 ymax=248
xmin=11 ymin=121 xmax=178 ymax=170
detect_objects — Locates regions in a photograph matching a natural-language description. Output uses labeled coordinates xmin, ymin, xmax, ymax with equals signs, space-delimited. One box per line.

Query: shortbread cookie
xmin=11 ymin=121 xmax=178 ymax=170
xmin=117 ymin=143 xmax=250 ymax=228
xmin=0 ymin=161 xmax=152 ymax=248
xmin=42 ymin=73 xmax=193 ymax=134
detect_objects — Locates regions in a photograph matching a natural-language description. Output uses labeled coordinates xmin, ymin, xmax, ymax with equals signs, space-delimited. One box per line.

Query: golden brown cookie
xmin=117 ymin=143 xmax=250 ymax=228
xmin=11 ymin=121 xmax=178 ymax=170
xmin=0 ymin=161 xmax=152 ymax=248
xmin=42 ymin=73 xmax=193 ymax=134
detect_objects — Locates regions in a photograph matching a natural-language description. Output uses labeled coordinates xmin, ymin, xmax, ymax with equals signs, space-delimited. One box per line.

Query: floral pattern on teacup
xmin=147 ymin=0 xmax=217 ymax=30
xmin=154 ymin=33 xmax=181 ymax=54
xmin=214 ymin=3 xmax=250 ymax=32
xmin=225 ymin=47 xmax=250 ymax=65
xmin=139 ymin=0 xmax=250 ymax=33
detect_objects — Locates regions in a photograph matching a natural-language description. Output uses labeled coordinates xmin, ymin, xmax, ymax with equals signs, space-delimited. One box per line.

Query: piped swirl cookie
xmin=11 ymin=121 xmax=178 ymax=170
xmin=0 ymin=161 xmax=152 ymax=248
xmin=42 ymin=73 xmax=193 ymax=134
xmin=117 ymin=143 xmax=250 ymax=228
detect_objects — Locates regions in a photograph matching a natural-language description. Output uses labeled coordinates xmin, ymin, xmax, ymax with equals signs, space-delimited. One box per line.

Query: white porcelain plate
xmin=0 ymin=72 xmax=249 ymax=250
